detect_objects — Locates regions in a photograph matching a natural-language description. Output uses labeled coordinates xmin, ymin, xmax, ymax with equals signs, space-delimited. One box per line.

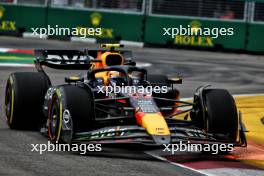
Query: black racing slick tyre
xmin=5 ymin=72 xmax=50 ymax=130
xmin=48 ymin=85 xmax=94 ymax=143
xmin=204 ymin=89 xmax=238 ymax=142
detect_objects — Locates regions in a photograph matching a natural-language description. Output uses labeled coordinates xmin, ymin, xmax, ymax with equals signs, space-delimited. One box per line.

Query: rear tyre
xmin=48 ymin=85 xmax=94 ymax=143
xmin=5 ymin=72 xmax=50 ymax=130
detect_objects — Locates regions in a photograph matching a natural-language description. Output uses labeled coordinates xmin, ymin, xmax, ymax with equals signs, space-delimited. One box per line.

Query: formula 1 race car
xmin=4 ymin=44 xmax=247 ymax=150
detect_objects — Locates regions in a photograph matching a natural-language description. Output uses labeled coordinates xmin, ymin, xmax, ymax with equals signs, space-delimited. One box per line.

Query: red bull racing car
xmin=4 ymin=44 xmax=247 ymax=151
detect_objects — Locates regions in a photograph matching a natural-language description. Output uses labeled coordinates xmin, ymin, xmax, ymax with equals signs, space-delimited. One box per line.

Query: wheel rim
xmin=48 ymin=97 xmax=61 ymax=141
xmin=5 ymin=83 xmax=13 ymax=124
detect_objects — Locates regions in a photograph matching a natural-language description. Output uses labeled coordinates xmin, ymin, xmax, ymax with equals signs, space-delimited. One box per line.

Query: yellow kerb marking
xmin=173 ymin=95 xmax=264 ymax=168
xmin=235 ymin=95 xmax=264 ymax=144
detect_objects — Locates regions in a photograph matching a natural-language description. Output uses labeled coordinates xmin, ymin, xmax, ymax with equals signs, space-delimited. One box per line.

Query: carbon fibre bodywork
xmin=25 ymin=46 xmax=247 ymax=148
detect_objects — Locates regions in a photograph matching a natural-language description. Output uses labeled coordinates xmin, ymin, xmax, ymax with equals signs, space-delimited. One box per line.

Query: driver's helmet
xmin=108 ymin=71 xmax=127 ymax=86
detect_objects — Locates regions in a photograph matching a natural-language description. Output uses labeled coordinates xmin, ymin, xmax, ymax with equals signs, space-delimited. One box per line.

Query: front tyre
xmin=48 ymin=85 xmax=94 ymax=143
xmin=205 ymin=89 xmax=238 ymax=142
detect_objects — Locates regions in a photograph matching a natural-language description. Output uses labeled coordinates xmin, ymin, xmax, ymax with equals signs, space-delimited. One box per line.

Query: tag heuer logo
xmin=0 ymin=6 xmax=5 ymax=19
xmin=90 ymin=12 xmax=102 ymax=26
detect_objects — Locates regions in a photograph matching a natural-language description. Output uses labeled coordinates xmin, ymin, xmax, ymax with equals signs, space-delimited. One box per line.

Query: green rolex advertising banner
xmin=0 ymin=1 xmax=264 ymax=52
xmin=0 ymin=4 xmax=46 ymax=33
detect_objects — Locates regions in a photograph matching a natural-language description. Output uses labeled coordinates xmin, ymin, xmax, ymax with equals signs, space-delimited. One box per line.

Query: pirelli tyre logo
xmin=0 ymin=6 xmax=17 ymax=31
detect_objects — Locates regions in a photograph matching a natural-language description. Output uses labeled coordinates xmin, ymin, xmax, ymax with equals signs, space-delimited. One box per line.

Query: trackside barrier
xmin=46 ymin=6 xmax=144 ymax=42
xmin=246 ymin=0 xmax=264 ymax=52
xmin=0 ymin=0 xmax=264 ymax=52
xmin=144 ymin=0 xmax=247 ymax=50
xmin=0 ymin=4 xmax=46 ymax=35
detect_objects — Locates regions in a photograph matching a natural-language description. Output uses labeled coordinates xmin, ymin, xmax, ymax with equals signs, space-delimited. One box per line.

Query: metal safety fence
xmin=0 ymin=0 xmax=145 ymax=12
xmin=51 ymin=0 xmax=145 ymax=13
xmin=254 ymin=2 xmax=264 ymax=22
xmin=150 ymin=0 xmax=246 ymax=21
xmin=0 ymin=0 xmax=264 ymax=51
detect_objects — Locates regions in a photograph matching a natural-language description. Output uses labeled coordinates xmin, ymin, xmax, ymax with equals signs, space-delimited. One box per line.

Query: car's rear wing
xmin=34 ymin=49 xmax=96 ymax=70
xmin=34 ymin=49 xmax=135 ymax=70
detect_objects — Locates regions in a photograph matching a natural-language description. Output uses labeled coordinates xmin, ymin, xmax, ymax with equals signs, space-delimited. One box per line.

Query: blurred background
xmin=0 ymin=0 xmax=263 ymax=52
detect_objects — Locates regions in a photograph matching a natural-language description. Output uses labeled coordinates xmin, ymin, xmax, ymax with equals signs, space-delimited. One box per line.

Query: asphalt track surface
xmin=0 ymin=36 xmax=263 ymax=176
